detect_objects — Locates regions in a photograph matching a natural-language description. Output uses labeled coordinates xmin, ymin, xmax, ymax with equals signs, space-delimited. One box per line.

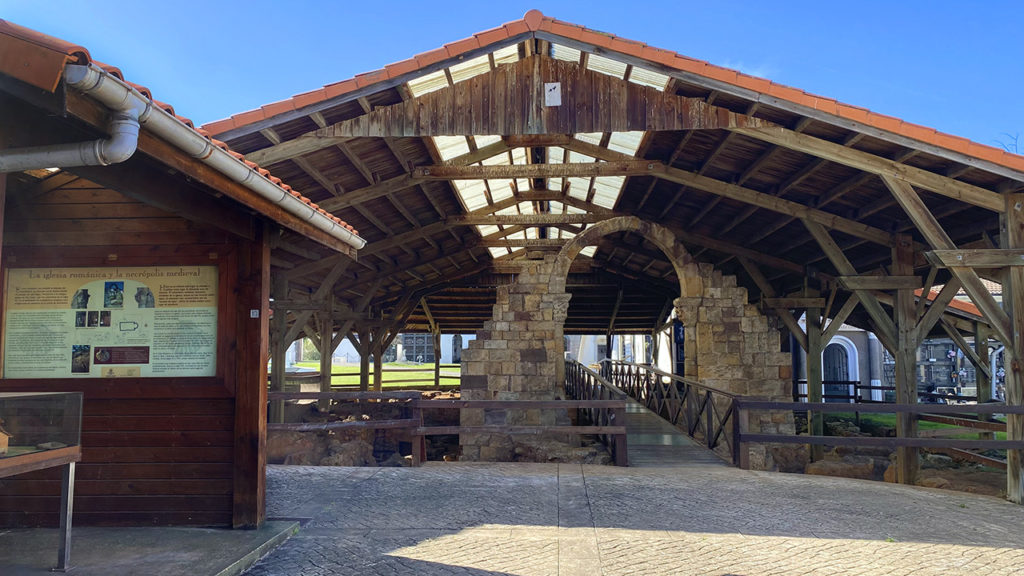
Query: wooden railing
xmin=731 ymin=400 xmax=1024 ymax=470
xmin=564 ymin=359 xmax=629 ymax=463
xmin=267 ymin=386 xmax=629 ymax=466
xmin=600 ymin=360 xmax=738 ymax=460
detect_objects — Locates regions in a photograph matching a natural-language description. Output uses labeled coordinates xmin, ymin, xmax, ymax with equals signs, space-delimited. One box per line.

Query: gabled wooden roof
xmin=203 ymin=10 xmax=1021 ymax=336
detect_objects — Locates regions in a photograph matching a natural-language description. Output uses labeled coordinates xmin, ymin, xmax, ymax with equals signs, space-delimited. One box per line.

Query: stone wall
xmin=459 ymin=256 xmax=571 ymax=461
xmin=461 ymin=217 xmax=797 ymax=469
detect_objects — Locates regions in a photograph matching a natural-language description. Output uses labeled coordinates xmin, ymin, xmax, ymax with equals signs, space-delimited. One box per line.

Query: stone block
xmin=484 ymin=340 xmax=507 ymax=350
xmin=521 ymin=348 xmax=547 ymax=363
xmin=462 ymin=375 xmax=488 ymax=391
xmin=461 ymin=408 xmax=484 ymax=426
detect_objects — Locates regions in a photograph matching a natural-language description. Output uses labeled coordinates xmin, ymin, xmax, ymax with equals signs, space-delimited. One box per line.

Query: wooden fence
xmin=267 ymin=376 xmax=629 ymax=465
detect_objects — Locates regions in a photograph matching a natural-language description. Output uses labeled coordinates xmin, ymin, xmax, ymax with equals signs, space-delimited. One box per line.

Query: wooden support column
xmin=233 ymin=222 xmax=270 ymax=528
xmin=806 ymin=300 xmax=824 ymax=462
xmin=1002 ymin=192 xmax=1024 ymax=503
xmin=353 ymin=328 xmax=371 ymax=392
xmin=317 ymin=297 xmax=334 ymax=412
xmin=893 ymin=234 xmax=919 ymax=485
xmin=268 ymin=276 xmax=288 ymax=424
xmin=372 ymin=335 xmax=384 ymax=392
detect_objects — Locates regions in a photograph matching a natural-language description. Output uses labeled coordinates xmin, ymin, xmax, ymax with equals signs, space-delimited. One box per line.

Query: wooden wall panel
xmin=0 ymin=182 xmax=256 ymax=527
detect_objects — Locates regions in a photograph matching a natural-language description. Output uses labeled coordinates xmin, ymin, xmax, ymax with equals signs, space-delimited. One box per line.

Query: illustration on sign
xmin=2 ymin=266 xmax=218 ymax=378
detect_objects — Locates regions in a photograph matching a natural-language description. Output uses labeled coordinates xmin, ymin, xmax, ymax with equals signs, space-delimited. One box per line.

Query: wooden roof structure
xmin=203 ymin=10 xmax=1024 ymax=340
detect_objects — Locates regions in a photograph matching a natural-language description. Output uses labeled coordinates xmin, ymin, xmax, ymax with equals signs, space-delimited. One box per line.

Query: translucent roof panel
xmin=551 ymin=43 xmax=582 ymax=63
xmin=474 ymin=134 xmax=502 ymax=148
xmin=489 ymin=179 xmax=514 ymax=202
xmin=586 ymin=54 xmax=628 ymax=79
xmin=592 ymin=176 xmax=624 ymax=209
xmin=511 ymin=148 xmax=528 ymax=164
xmin=547 ymin=147 xmax=565 ymax=163
xmin=628 ymin=66 xmax=671 ymax=91
xmin=566 ymin=177 xmax=591 ymax=200
xmin=567 ymin=151 xmax=594 ymax=164
xmin=477 ymin=225 xmax=500 ymax=237
xmin=449 ymin=54 xmax=491 ymax=84
xmin=481 ymin=152 xmax=510 ymax=166
xmin=407 ymin=69 xmax=448 ymax=97
xmin=515 ymin=178 xmax=530 ymax=192
xmin=547 ymin=178 xmax=564 ymax=192
xmin=575 ymin=132 xmax=603 ymax=146
xmin=433 ymin=135 xmax=470 ymax=160
xmin=453 ymin=179 xmax=489 ymax=211
xmin=579 ymin=245 xmax=597 ymax=258
xmin=488 ymin=247 xmax=510 ymax=258
xmin=492 ymin=45 xmax=520 ymax=66
xmin=608 ymin=131 xmax=643 ymax=156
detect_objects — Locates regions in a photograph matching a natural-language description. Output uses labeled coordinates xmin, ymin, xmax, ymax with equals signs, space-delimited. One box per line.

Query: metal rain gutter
xmin=0 ymin=63 xmax=365 ymax=251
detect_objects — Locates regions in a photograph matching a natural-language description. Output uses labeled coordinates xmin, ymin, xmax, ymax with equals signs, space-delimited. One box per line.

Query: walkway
xmin=241 ymin=463 xmax=1024 ymax=576
xmin=621 ymin=397 xmax=728 ymax=468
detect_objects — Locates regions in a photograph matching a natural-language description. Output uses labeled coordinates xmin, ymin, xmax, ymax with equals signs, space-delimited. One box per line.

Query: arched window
xmin=822 ymin=337 xmax=859 ymax=402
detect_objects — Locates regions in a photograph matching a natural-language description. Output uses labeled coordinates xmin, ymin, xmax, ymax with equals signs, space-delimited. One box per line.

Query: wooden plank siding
xmin=0 ymin=185 xmax=255 ymax=527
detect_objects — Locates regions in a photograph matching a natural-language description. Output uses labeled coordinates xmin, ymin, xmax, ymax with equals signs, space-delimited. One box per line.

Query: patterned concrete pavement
xmin=244 ymin=463 xmax=1024 ymax=576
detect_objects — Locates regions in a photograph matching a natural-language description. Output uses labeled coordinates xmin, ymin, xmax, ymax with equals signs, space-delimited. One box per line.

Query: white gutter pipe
xmin=0 ymin=64 xmax=365 ymax=251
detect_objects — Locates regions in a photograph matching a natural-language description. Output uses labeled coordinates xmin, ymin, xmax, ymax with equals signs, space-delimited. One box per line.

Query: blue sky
xmin=3 ymin=0 xmax=1022 ymax=149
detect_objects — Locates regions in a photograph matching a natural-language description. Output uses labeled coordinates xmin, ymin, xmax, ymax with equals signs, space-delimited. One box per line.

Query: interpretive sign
xmin=3 ymin=266 xmax=218 ymax=378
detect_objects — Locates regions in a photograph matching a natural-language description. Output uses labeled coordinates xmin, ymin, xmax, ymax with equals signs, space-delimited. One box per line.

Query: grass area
xmin=291 ymin=361 xmax=460 ymax=388
xmin=827 ymin=412 xmax=1007 ymax=441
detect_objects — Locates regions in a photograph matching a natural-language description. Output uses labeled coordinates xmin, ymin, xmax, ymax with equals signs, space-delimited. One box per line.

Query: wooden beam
xmin=447 ymin=213 xmax=609 ymax=226
xmin=821 ymin=293 xmax=861 ymax=344
xmin=803 ymin=219 xmax=897 ymax=350
xmin=245 ymin=135 xmax=355 ymax=166
xmin=1001 ymin=190 xmax=1024 ymax=503
xmin=940 ymin=318 xmax=992 ymax=379
xmin=414 ymin=161 xmax=659 ymax=180
xmin=915 ymin=279 xmax=963 ymax=339
xmin=837 ymin=276 xmax=921 ymax=290
xmin=763 ymin=297 xmax=827 ymax=309
xmin=730 ymin=126 xmax=1005 ymax=212
xmin=925 ymin=249 xmax=1024 ymax=268
xmin=892 ymin=233 xmax=919 ymax=485
xmin=479 ymin=238 xmax=568 ymax=248
xmin=883 ymin=175 xmax=1011 ymax=345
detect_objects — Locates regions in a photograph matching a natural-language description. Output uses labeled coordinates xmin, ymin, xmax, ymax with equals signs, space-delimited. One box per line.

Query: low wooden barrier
xmin=267 ymin=389 xmax=629 ymax=466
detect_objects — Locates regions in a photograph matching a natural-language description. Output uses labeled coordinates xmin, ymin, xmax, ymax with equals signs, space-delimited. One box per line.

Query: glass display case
xmin=0 ymin=391 xmax=82 ymax=571
xmin=0 ymin=392 xmax=82 ymax=460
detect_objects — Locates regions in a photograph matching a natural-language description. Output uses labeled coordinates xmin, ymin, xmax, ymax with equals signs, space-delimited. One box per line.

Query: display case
xmin=0 ymin=391 xmax=82 ymax=572
xmin=0 ymin=392 xmax=82 ymax=461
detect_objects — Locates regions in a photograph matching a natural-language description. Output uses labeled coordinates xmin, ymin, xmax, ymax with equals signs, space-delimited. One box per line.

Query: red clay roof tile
xmin=261 ymin=100 xmax=296 ymax=118
xmin=196 ymin=9 xmax=1024 ymax=181
xmin=355 ymin=69 xmax=388 ymax=88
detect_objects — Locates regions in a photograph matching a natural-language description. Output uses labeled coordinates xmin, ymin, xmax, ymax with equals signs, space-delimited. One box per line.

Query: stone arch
xmin=550 ymin=216 xmax=699 ymax=306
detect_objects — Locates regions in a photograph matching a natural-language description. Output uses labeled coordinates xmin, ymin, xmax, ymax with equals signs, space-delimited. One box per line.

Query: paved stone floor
xmin=244 ymin=463 xmax=1024 ymax=576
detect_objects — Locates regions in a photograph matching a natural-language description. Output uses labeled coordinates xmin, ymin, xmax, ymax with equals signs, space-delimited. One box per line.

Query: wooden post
xmin=232 ymin=223 xmax=270 ymax=528
xmin=893 ymin=233 xmax=919 ymax=485
xmin=269 ymin=277 xmax=288 ymax=424
xmin=806 ymin=301 xmax=824 ymax=461
xmin=355 ymin=327 xmax=370 ymax=392
xmin=317 ymin=296 xmax=334 ymax=412
xmin=372 ymin=337 xmax=384 ymax=392
xmin=1002 ymin=192 xmax=1024 ymax=503
xmin=613 ymin=406 xmax=628 ymax=466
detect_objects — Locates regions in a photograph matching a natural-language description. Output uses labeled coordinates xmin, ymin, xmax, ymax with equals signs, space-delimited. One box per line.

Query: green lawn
xmin=827 ymin=412 xmax=1007 ymax=441
xmin=290 ymin=361 xmax=460 ymax=388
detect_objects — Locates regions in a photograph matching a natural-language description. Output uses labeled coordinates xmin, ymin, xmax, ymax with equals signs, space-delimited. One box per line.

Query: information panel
xmin=3 ymin=266 xmax=218 ymax=378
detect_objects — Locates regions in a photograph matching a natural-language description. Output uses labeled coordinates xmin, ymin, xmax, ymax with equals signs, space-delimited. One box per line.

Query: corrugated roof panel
xmin=579 ymin=245 xmax=597 ymax=258
xmin=495 ymin=204 xmax=519 ymax=215
xmin=548 ymin=146 xmax=565 ymax=163
xmin=592 ymin=175 xmax=624 ymax=208
xmin=608 ymin=131 xmax=643 ymax=156
xmin=449 ymin=54 xmax=491 ymax=84
xmin=474 ymin=134 xmax=502 ymax=148
xmin=586 ymin=54 xmax=627 ymax=79
xmin=511 ymin=148 xmax=528 ymax=164
xmin=550 ymin=201 xmax=564 ymax=213
xmin=516 ymin=178 xmax=530 ymax=191
xmin=407 ymin=69 xmax=448 ymax=97
xmin=551 ymin=43 xmax=581 ymax=62
xmin=488 ymin=247 xmax=509 ymax=258
xmin=492 ymin=44 xmax=520 ymax=66
xmin=490 ymin=179 xmax=514 ymax=202
xmin=454 ymin=179 xmax=489 ymax=211
xmin=477 ymin=224 xmax=500 ymax=237
xmin=547 ymin=178 xmax=564 ymax=191
xmin=434 ymin=135 xmax=470 ymax=160
xmin=567 ymin=151 xmax=594 ymax=163
xmin=628 ymin=66 xmax=670 ymax=91
xmin=575 ymin=132 xmax=603 ymax=145
xmin=567 ymin=177 xmax=590 ymax=200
